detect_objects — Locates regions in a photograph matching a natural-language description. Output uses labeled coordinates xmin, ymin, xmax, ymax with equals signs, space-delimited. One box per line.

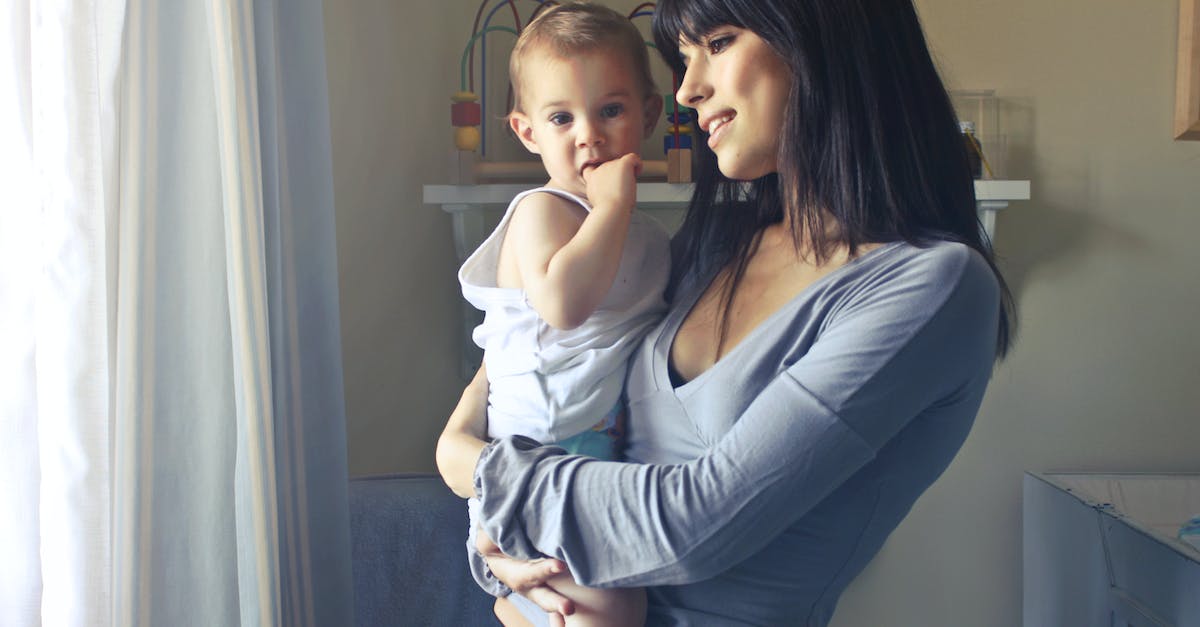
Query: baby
xmin=444 ymin=3 xmax=669 ymax=625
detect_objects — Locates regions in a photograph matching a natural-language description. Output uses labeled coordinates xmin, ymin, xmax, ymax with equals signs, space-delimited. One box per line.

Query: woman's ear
xmin=642 ymin=94 xmax=664 ymax=138
xmin=509 ymin=113 xmax=541 ymax=154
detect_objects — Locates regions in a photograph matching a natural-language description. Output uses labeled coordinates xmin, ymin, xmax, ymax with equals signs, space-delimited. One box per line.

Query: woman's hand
xmin=477 ymin=528 xmax=576 ymax=625
xmin=435 ymin=365 xmax=490 ymax=498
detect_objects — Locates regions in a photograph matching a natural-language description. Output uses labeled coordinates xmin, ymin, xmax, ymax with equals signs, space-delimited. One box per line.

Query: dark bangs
xmin=652 ymin=0 xmax=746 ymax=74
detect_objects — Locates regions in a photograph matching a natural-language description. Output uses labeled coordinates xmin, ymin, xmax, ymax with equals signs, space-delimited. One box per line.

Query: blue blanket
xmin=349 ymin=474 xmax=496 ymax=626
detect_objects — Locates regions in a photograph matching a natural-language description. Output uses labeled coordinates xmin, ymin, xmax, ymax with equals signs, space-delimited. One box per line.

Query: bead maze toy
xmin=450 ymin=1 xmax=694 ymax=184
xmin=664 ymin=80 xmax=692 ymax=183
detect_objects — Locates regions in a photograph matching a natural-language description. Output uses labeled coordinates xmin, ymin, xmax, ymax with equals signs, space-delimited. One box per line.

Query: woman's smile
xmin=701 ymin=111 xmax=736 ymax=149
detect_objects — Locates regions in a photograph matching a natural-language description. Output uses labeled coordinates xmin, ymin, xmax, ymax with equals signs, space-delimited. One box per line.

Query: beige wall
xmin=323 ymin=0 xmax=470 ymax=476
xmin=832 ymin=2 xmax=1200 ymax=625
xmin=326 ymin=1 xmax=1200 ymax=624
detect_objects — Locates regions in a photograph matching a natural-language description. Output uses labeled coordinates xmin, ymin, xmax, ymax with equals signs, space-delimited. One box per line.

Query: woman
xmin=437 ymin=0 xmax=1015 ymax=624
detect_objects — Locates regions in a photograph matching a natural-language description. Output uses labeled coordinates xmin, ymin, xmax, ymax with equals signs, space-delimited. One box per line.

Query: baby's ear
xmin=642 ymin=94 xmax=664 ymax=138
xmin=509 ymin=113 xmax=541 ymax=155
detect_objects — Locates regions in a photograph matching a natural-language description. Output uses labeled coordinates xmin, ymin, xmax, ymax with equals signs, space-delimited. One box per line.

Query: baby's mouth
xmin=580 ymin=159 xmax=607 ymax=175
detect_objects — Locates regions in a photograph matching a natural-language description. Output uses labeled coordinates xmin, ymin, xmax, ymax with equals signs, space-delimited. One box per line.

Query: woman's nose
xmin=675 ymin=63 xmax=709 ymax=107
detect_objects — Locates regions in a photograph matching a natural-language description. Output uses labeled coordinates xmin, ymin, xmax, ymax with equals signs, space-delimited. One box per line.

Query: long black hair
xmin=653 ymin=0 xmax=1014 ymax=358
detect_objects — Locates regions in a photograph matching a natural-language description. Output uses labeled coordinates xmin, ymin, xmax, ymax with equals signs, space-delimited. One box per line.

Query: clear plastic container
xmin=950 ymin=89 xmax=1004 ymax=179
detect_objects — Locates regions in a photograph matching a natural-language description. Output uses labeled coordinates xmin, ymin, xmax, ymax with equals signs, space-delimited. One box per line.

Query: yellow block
xmin=455 ymin=126 xmax=481 ymax=151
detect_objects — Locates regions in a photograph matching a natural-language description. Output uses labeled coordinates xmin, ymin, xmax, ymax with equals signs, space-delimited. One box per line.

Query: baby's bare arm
xmin=435 ymin=365 xmax=489 ymax=498
xmin=546 ymin=574 xmax=646 ymax=627
xmin=503 ymin=156 xmax=640 ymax=330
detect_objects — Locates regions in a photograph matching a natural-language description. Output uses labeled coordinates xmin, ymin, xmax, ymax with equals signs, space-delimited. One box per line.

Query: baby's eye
xmin=548 ymin=112 xmax=572 ymax=126
xmin=707 ymin=34 xmax=734 ymax=54
xmin=600 ymin=103 xmax=624 ymax=118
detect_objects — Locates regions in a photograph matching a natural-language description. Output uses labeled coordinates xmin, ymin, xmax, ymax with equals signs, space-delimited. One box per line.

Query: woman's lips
xmin=706 ymin=115 xmax=734 ymax=149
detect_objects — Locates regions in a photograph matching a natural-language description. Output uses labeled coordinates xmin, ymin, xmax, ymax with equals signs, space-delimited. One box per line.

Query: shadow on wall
xmin=991 ymin=97 xmax=1150 ymax=303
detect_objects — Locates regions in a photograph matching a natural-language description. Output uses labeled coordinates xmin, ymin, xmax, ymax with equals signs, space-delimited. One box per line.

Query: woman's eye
xmin=549 ymin=113 xmax=572 ymax=126
xmin=601 ymin=104 xmax=624 ymax=118
xmin=707 ymin=35 xmax=734 ymax=54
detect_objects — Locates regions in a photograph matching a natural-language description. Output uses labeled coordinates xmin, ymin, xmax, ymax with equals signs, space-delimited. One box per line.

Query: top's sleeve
xmin=474 ymin=245 xmax=1001 ymax=587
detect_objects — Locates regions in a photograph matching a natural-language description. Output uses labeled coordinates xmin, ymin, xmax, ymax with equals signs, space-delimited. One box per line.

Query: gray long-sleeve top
xmin=475 ymin=239 xmax=1000 ymax=626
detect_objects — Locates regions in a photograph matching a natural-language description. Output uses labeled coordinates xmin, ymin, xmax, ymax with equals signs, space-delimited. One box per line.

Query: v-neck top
xmin=476 ymin=238 xmax=1001 ymax=626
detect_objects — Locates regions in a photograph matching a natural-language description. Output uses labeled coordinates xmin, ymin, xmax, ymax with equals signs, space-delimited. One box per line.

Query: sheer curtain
xmin=0 ymin=0 xmax=353 ymax=624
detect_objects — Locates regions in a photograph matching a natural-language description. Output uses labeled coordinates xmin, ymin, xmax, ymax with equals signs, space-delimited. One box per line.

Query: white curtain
xmin=0 ymin=0 xmax=354 ymax=624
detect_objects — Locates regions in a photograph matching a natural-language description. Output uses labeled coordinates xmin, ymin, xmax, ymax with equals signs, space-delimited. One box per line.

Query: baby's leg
xmin=494 ymin=596 xmax=535 ymax=627
xmin=548 ymin=572 xmax=645 ymax=627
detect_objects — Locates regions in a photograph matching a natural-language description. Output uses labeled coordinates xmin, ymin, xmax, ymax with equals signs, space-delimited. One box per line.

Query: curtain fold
xmin=1 ymin=0 xmax=123 ymax=624
xmin=247 ymin=0 xmax=355 ymax=623
xmin=2 ymin=0 xmax=353 ymax=624
xmin=206 ymin=1 xmax=283 ymax=624
xmin=32 ymin=0 xmax=120 ymax=621
xmin=115 ymin=2 xmax=243 ymax=623
xmin=1 ymin=3 xmax=46 ymax=623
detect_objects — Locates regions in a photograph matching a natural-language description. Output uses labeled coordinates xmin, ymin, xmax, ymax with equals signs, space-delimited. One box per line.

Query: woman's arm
xmin=435 ymin=365 xmax=582 ymax=623
xmin=435 ymin=365 xmax=490 ymax=498
xmin=475 ymin=246 xmax=1001 ymax=587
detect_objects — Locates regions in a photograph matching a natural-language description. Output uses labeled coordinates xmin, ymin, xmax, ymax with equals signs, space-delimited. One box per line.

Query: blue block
xmin=667 ymin=112 xmax=694 ymax=125
xmin=664 ymin=134 xmax=693 ymax=151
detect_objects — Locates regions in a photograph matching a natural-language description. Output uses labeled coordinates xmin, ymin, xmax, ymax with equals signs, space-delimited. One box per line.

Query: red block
xmin=451 ymin=101 xmax=481 ymax=127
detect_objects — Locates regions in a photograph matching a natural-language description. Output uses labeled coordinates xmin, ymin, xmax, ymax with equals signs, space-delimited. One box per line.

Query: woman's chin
xmin=718 ymin=163 xmax=772 ymax=182
xmin=715 ymin=152 xmax=776 ymax=182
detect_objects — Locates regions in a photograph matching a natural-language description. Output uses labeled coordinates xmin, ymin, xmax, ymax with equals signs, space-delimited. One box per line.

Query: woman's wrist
xmin=471 ymin=435 xmax=570 ymax=564
xmin=470 ymin=437 xmax=504 ymax=501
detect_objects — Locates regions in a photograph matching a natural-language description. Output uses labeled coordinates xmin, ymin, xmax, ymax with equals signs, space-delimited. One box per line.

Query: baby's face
xmin=510 ymin=48 xmax=656 ymax=199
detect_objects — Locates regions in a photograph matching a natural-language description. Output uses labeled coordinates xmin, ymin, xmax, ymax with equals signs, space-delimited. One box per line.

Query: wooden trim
xmin=1177 ymin=0 xmax=1200 ymax=140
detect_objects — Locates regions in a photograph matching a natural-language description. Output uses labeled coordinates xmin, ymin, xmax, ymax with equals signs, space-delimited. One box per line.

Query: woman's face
xmin=675 ymin=27 xmax=792 ymax=181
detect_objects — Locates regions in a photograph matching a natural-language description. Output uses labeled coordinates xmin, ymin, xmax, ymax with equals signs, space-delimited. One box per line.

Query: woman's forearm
xmin=435 ymin=365 xmax=490 ymax=499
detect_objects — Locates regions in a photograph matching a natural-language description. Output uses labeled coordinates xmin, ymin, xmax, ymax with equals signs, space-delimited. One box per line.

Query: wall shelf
xmin=425 ymin=180 xmax=1030 ymax=378
xmin=426 ymin=180 xmax=1029 ymax=261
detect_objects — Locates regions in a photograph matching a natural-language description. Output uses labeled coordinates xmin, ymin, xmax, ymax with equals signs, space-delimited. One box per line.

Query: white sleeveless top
xmin=458 ymin=187 xmax=670 ymax=443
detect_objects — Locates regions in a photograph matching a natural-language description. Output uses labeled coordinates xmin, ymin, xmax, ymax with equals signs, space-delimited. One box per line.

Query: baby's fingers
xmin=621 ymin=152 xmax=642 ymax=166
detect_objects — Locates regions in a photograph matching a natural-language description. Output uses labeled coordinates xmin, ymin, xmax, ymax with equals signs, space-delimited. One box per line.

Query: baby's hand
xmin=582 ymin=153 xmax=641 ymax=214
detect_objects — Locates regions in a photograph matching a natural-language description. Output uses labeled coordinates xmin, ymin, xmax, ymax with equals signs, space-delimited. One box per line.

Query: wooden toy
xmin=664 ymin=91 xmax=695 ymax=183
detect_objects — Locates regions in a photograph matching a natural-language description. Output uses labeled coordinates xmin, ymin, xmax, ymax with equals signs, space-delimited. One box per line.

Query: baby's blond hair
xmin=509 ymin=2 xmax=657 ymax=114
